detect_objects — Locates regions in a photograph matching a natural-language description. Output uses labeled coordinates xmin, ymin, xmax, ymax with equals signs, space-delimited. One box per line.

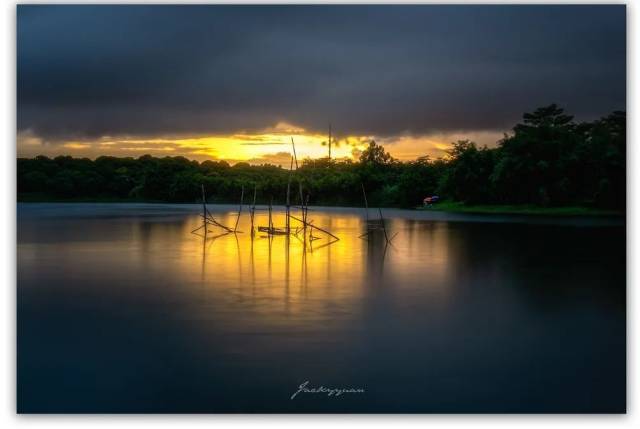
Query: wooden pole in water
xmin=203 ymin=214 xmax=233 ymax=233
xmin=234 ymin=185 xmax=244 ymax=232
xmin=196 ymin=183 xmax=234 ymax=234
xmin=269 ymin=197 xmax=273 ymax=232
xmin=250 ymin=184 xmax=257 ymax=236
xmin=289 ymin=214 xmax=339 ymax=241
xmin=361 ymin=182 xmax=369 ymax=224
xmin=290 ymin=137 xmax=307 ymax=237
xmin=304 ymin=194 xmax=310 ymax=226
xmin=286 ymin=156 xmax=293 ymax=234
xmin=378 ymin=207 xmax=390 ymax=243
xmin=298 ymin=182 xmax=305 ymax=235
xmin=201 ymin=184 xmax=208 ymax=237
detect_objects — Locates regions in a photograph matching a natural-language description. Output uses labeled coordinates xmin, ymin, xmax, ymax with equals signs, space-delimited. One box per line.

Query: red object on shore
xmin=423 ymin=195 xmax=440 ymax=205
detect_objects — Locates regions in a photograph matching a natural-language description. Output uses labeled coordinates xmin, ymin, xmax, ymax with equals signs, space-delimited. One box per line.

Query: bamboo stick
xmin=304 ymin=194 xmax=310 ymax=226
xmin=201 ymin=184 xmax=208 ymax=237
xmin=291 ymin=137 xmax=299 ymax=169
xmin=268 ymin=197 xmax=273 ymax=232
xmin=199 ymin=213 xmax=233 ymax=232
xmin=286 ymin=156 xmax=293 ymax=233
xmin=378 ymin=207 xmax=390 ymax=243
xmin=288 ymin=214 xmax=339 ymax=240
xmin=250 ymin=184 xmax=257 ymax=236
xmin=199 ymin=183 xmax=233 ymax=232
xmin=234 ymin=185 xmax=244 ymax=232
xmin=361 ymin=182 xmax=369 ymax=224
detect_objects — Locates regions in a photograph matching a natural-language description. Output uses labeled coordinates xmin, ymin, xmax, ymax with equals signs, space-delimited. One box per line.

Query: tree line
xmin=17 ymin=105 xmax=625 ymax=210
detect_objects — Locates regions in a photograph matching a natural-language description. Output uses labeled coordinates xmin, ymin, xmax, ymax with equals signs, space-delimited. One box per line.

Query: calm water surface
xmin=17 ymin=203 xmax=625 ymax=413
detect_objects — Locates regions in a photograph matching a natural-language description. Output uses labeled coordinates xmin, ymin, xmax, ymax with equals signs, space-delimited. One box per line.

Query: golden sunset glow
xmin=17 ymin=123 xmax=504 ymax=166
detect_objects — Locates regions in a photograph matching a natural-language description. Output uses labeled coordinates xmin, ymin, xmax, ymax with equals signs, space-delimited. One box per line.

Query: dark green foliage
xmin=437 ymin=141 xmax=496 ymax=204
xmin=17 ymin=106 xmax=625 ymax=210
xmin=491 ymin=105 xmax=625 ymax=209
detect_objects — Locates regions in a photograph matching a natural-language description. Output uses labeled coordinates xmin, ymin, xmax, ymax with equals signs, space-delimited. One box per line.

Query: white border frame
xmin=1 ymin=1 xmax=635 ymax=428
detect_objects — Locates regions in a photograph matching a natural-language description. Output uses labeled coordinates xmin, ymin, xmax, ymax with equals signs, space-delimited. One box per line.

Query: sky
xmin=17 ymin=4 xmax=626 ymax=165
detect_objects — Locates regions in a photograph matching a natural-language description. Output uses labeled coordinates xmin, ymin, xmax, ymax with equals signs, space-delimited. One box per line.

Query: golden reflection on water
xmin=18 ymin=206 xmax=455 ymax=331
xmin=185 ymin=211 xmax=366 ymax=294
xmin=156 ymin=209 xmax=451 ymax=320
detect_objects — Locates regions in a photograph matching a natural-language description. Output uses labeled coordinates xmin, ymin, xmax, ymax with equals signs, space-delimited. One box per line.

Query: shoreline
xmin=17 ymin=197 xmax=624 ymax=218
xmin=421 ymin=201 xmax=623 ymax=217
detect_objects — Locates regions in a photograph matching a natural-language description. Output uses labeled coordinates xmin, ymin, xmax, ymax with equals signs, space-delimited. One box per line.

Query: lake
xmin=17 ymin=203 xmax=626 ymax=413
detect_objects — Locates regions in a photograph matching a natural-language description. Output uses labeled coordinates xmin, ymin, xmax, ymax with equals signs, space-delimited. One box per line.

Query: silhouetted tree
xmin=16 ymin=106 xmax=626 ymax=210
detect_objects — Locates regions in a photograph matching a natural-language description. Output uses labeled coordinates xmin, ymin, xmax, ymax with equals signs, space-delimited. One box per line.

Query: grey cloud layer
xmin=17 ymin=5 xmax=625 ymax=141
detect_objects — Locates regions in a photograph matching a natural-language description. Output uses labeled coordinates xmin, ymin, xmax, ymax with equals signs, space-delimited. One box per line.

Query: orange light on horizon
xmin=17 ymin=123 xmax=503 ymax=165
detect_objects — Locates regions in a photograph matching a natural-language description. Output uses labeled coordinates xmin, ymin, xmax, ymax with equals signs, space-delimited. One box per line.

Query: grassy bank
xmin=421 ymin=201 xmax=623 ymax=217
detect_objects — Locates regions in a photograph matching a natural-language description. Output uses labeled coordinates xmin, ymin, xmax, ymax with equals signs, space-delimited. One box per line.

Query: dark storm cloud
xmin=17 ymin=4 xmax=626 ymax=141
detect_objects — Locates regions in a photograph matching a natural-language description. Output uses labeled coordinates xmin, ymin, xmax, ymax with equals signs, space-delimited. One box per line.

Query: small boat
xmin=257 ymin=226 xmax=289 ymax=235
